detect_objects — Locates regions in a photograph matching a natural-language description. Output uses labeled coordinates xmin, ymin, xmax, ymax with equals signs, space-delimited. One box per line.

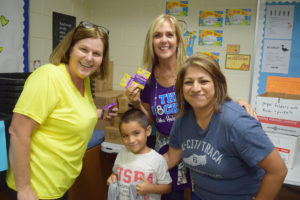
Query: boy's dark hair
xmin=119 ymin=109 xmax=149 ymax=130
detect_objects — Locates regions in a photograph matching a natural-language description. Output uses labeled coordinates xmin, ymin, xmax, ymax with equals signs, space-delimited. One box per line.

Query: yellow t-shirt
xmin=6 ymin=63 xmax=98 ymax=199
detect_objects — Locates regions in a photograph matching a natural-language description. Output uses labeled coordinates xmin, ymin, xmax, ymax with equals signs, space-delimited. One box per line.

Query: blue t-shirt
xmin=169 ymin=101 xmax=274 ymax=200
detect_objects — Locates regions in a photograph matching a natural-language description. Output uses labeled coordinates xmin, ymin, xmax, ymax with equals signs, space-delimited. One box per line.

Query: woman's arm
xmin=163 ymin=146 xmax=182 ymax=170
xmin=126 ymin=83 xmax=154 ymax=124
xmin=136 ymin=176 xmax=171 ymax=195
xmin=9 ymin=113 xmax=39 ymax=200
xmin=254 ymin=149 xmax=288 ymax=200
xmin=236 ymin=99 xmax=258 ymax=119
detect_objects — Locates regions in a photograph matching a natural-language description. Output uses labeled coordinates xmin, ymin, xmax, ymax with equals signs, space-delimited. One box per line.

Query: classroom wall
xmin=90 ymin=0 xmax=257 ymax=101
xmin=29 ymin=0 xmax=92 ymax=69
xmin=29 ymin=0 xmax=257 ymax=101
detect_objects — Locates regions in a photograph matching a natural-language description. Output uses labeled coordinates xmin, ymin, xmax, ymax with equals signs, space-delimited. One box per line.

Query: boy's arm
xmin=136 ymin=176 xmax=171 ymax=195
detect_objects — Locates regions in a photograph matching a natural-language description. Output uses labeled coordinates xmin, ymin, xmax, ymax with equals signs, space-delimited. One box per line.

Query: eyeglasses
xmin=78 ymin=21 xmax=110 ymax=35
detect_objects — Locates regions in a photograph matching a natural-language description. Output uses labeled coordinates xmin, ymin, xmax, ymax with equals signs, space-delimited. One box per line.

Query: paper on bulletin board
xmin=261 ymin=39 xmax=291 ymax=74
xmin=0 ymin=121 xmax=8 ymax=171
xmin=198 ymin=30 xmax=223 ymax=46
xmin=199 ymin=11 xmax=223 ymax=27
xmin=265 ymin=5 xmax=294 ymax=39
xmin=225 ymin=54 xmax=250 ymax=71
xmin=266 ymin=76 xmax=300 ymax=95
xmin=166 ymin=1 xmax=188 ymax=16
xmin=225 ymin=9 xmax=252 ymax=25
xmin=197 ymin=52 xmax=220 ymax=63
xmin=226 ymin=44 xmax=240 ymax=54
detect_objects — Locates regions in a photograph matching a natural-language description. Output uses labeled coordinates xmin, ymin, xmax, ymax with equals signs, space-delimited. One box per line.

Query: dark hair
xmin=119 ymin=109 xmax=149 ymax=130
xmin=49 ymin=23 xmax=110 ymax=79
xmin=176 ymin=54 xmax=231 ymax=116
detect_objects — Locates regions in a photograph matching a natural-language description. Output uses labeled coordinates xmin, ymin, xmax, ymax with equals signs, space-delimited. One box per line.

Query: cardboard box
xmin=93 ymin=90 xmax=125 ymax=131
xmin=256 ymin=77 xmax=300 ymax=136
xmin=117 ymin=95 xmax=130 ymax=113
xmin=266 ymin=132 xmax=299 ymax=169
xmin=94 ymin=90 xmax=125 ymax=108
xmin=95 ymin=120 xmax=114 ymax=131
xmin=113 ymin=115 xmax=121 ymax=127
xmin=94 ymin=61 xmax=113 ymax=92
xmin=256 ymin=92 xmax=300 ymax=136
xmin=104 ymin=126 xmax=123 ymax=145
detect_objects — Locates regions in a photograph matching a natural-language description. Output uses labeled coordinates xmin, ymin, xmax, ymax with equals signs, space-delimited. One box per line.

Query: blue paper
xmin=0 ymin=120 xmax=8 ymax=171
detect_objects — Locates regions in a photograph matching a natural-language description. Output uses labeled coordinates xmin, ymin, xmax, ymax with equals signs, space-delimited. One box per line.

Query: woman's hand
xmin=107 ymin=173 xmax=118 ymax=186
xmin=17 ymin=185 xmax=38 ymax=200
xmin=236 ymin=99 xmax=258 ymax=120
xmin=126 ymin=82 xmax=141 ymax=108
xmin=105 ymin=107 xmax=118 ymax=120
xmin=97 ymin=107 xmax=118 ymax=121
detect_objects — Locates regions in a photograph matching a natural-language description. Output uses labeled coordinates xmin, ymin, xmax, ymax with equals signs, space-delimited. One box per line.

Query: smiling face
xmin=153 ymin=19 xmax=178 ymax=62
xmin=68 ymin=37 xmax=104 ymax=81
xmin=183 ymin=65 xmax=215 ymax=111
xmin=120 ymin=121 xmax=151 ymax=154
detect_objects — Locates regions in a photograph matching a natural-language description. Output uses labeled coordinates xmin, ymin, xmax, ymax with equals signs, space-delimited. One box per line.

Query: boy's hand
xmin=136 ymin=176 xmax=152 ymax=195
xmin=107 ymin=173 xmax=118 ymax=186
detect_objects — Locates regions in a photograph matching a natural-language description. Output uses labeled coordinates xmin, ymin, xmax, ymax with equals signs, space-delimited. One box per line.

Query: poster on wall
xmin=261 ymin=39 xmax=291 ymax=73
xmin=226 ymin=44 xmax=240 ymax=54
xmin=225 ymin=9 xmax=252 ymax=25
xmin=199 ymin=11 xmax=223 ymax=27
xmin=0 ymin=0 xmax=29 ymax=72
xmin=250 ymin=1 xmax=300 ymax=137
xmin=166 ymin=1 xmax=188 ymax=16
xmin=197 ymin=52 xmax=220 ymax=63
xmin=225 ymin=54 xmax=250 ymax=71
xmin=184 ymin=30 xmax=197 ymax=56
xmin=53 ymin=12 xmax=76 ymax=50
xmin=264 ymin=5 xmax=294 ymax=39
xmin=198 ymin=30 xmax=223 ymax=46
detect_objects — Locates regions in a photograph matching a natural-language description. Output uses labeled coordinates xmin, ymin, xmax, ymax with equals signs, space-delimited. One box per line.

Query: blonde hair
xmin=49 ymin=25 xmax=110 ymax=79
xmin=176 ymin=54 xmax=231 ymax=117
xmin=142 ymin=14 xmax=186 ymax=73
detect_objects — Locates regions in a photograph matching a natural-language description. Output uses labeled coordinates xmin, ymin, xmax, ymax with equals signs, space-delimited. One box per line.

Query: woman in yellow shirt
xmin=6 ymin=21 xmax=117 ymax=200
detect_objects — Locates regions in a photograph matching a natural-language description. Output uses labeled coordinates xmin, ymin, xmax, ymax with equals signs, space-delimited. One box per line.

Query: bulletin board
xmin=0 ymin=0 xmax=29 ymax=72
xmin=250 ymin=0 xmax=300 ymax=136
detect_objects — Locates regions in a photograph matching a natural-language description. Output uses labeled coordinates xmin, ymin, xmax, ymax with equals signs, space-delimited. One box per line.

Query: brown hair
xmin=49 ymin=24 xmax=110 ymax=79
xmin=119 ymin=108 xmax=149 ymax=131
xmin=175 ymin=54 xmax=231 ymax=116
xmin=142 ymin=14 xmax=186 ymax=73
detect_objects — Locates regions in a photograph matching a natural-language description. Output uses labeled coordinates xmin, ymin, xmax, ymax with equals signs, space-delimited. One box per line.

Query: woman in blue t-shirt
xmin=164 ymin=54 xmax=287 ymax=200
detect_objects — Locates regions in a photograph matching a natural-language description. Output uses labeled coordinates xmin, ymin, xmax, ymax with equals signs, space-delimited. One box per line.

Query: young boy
xmin=107 ymin=108 xmax=172 ymax=200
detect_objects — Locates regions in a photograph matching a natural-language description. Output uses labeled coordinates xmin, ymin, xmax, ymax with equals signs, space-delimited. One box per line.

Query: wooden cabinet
xmin=68 ymin=144 xmax=116 ymax=200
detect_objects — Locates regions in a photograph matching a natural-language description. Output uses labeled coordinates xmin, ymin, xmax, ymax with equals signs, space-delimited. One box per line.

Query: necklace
xmin=155 ymin=65 xmax=176 ymax=85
